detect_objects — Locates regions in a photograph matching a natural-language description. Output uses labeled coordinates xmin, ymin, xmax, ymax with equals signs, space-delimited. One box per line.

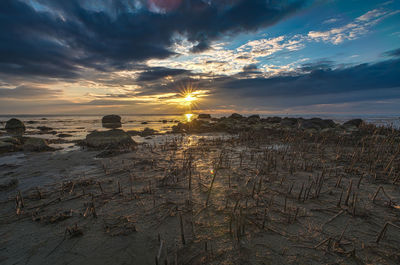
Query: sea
xmin=0 ymin=113 xmax=399 ymax=151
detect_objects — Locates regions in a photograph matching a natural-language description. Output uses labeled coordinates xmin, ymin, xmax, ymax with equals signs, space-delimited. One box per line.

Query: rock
xmin=266 ymin=117 xmax=282 ymax=123
xmin=298 ymin=120 xmax=321 ymax=130
xmin=23 ymin=137 xmax=54 ymax=152
xmin=298 ymin=118 xmax=336 ymax=130
xmin=102 ymin=115 xmax=122 ymax=129
xmin=141 ymin=121 xmax=148 ymax=124
xmin=198 ymin=114 xmax=211 ymax=119
xmin=343 ymin=119 xmax=363 ymax=128
xmin=128 ymin=128 xmax=159 ymax=137
xmin=127 ymin=130 xmax=141 ymax=136
xmin=247 ymin=115 xmax=260 ymax=124
xmin=5 ymin=118 xmax=25 ymax=136
xmin=229 ymin=113 xmax=243 ymax=120
xmin=141 ymin=128 xmax=159 ymax=137
xmin=172 ymin=122 xmax=186 ymax=133
xmin=0 ymin=178 xmax=18 ymax=191
xmin=58 ymin=133 xmax=73 ymax=138
xmin=86 ymin=129 xmax=136 ymax=149
xmin=280 ymin=118 xmax=298 ymax=127
xmin=2 ymin=137 xmax=22 ymax=145
xmin=37 ymin=126 xmax=53 ymax=131
xmin=162 ymin=120 xmax=168 ymax=123
xmin=319 ymin=119 xmax=336 ymax=128
xmin=0 ymin=141 xmax=15 ymax=153
xmin=27 ymin=121 xmax=37 ymax=124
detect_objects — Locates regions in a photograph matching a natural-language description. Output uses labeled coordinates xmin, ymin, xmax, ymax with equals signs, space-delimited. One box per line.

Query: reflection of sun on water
xmin=185 ymin=113 xmax=194 ymax=122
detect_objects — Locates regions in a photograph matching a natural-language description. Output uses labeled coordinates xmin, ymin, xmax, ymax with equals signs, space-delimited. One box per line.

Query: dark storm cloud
xmin=137 ymin=67 xmax=191 ymax=82
xmin=382 ymin=48 xmax=400 ymax=58
xmin=0 ymin=0 xmax=306 ymax=79
xmin=217 ymin=58 xmax=400 ymax=102
xmin=0 ymin=85 xmax=62 ymax=98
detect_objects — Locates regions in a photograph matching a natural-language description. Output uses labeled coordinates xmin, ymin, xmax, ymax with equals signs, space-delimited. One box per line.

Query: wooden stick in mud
xmin=372 ymin=186 xmax=393 ymax=204
xmin=344 ymin=179 xmax=353 ymax=206
xmin=376 ymin=222 xmax=400 ymax=243
xmin=352 ymin=193 xmax=357 ymax=216
xmin=262 ymin=208 xmax=267 ymax=229
xmin=337 ymin=220 xmax=349 ymax=243
xmin=156 ymin=239 xmax=164 ymax=265
xmin=297 ymin=182 xmax=304 ymax=201
xmin=98 ymin=182 xmax=104 ymax=194
xmin=284 ymin=196 xmax=287 ymax=213
xmin=179 ymin=213 xmax=185 ymax=245
xmin=205 ymin=170 xmax=218 ymax=207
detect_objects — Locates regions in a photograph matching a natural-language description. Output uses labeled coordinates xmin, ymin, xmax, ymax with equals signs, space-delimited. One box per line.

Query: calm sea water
xmin=0 ymin=113 xmax=399 ymax=143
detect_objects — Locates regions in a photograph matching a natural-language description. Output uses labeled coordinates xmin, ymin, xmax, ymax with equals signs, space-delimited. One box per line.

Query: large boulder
xmin=23 ymin=137 xmax=54 ymax=152
xmin=102 ymin=115 xmax=122 ymax=129
xmin=5 ymin=118 xmax=25 ymax=136
xmin=86 ymin=129 xmax=136 ymax=149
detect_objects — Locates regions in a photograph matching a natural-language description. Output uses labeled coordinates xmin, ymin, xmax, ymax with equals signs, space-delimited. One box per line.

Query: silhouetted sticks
xmin=179 ymin=213 xmax=185 ymax=245
xmin=376 ymin=222 xmax=400 ymax=243
xmin=205 ymin=169 xmax=218 ymax=207
xmin=372 ymin=186 xmax=393 ymax=205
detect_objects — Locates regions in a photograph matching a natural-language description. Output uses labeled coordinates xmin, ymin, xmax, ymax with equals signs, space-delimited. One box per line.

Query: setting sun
xmin=184 ymin=93 xmax=196 ymax=104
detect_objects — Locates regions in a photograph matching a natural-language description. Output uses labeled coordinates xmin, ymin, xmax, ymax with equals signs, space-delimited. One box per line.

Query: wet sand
xmin=1 ymin=127 xmax=400 ymax=264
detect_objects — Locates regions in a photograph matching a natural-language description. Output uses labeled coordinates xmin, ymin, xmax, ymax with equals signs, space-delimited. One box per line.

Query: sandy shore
xmin=1 ymin=125 xmax=400 ymax=264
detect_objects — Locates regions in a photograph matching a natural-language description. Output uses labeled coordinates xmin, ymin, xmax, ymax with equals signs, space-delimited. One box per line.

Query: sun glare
xmin=184 ymin=94 xmax=196 ymax=103
xmin=185 ymin=113 xmax=194 ymax=122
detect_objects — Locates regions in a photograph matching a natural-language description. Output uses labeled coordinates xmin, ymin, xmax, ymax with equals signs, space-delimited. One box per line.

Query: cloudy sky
xmin=0 ymin=0 xmax=399 ymax=115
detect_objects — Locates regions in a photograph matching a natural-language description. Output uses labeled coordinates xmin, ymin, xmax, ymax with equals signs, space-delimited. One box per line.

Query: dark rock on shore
xmin=247 ymin=115 xmax=260 ymax=124
xmin=170 ymin=113 xmax=364 ymax=135
xmin=0 ymin=141 xmax=15 ymax=153
xmin=266 ymin=117 xmax=282 ymax=123
xmin=127 ymin=127 xmax=159 ymax=137
xmin=198 ymin=114 xmax=211 ymax=119
xmin=37 ymin=126 xmax=53 ymax=131
xmin=23 ymin=137 xmax=54 ymax=152
xmin=5 ymin=118 xmax=25 ymax=136
xmin=0 ymin=178 xmax=18 ymax=191
xmin=229 ymin=113 xmax=243 ymax=120
xmin=280 ymin=118 xmax=298 ymax=127
xmin=58 ymin=133 xmax=73 ymax=138
xmin=298 ymin=118 xmax=336 ymax=130
xmin=102 ymin=115 xmax=122 ymax=129
xmin=86 ymin=129 xmax=136 ymax=149
xmin=343 ymin=119 xmax=363 ymax=128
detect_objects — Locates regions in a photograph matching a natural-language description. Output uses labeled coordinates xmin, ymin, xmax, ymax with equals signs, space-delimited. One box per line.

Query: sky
xmin=0 ymin=0 xmax=399 ymax=115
